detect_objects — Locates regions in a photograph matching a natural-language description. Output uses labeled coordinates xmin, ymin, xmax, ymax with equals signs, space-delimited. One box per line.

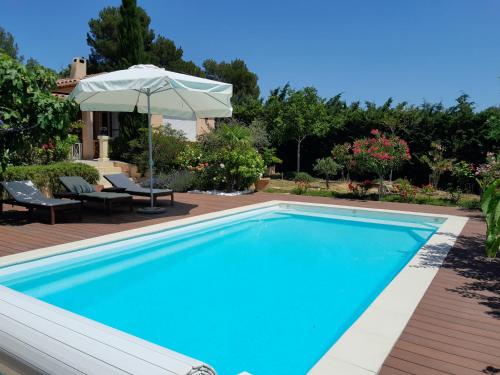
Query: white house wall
xmin=163 ymin=116 xmax=197 ymax=141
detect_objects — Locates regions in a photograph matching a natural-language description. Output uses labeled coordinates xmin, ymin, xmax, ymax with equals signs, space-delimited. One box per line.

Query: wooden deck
xmin=0 ymin=192 xmax=498 ymax=374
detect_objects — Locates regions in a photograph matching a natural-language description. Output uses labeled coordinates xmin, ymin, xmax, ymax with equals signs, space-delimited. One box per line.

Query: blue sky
xmin=1 ymin=0 xmax=499 ymax=108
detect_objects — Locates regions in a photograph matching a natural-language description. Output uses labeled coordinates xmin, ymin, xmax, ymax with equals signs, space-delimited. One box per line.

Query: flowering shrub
xmin=393 ymin=178 xmax=417 ymax=202
xmin=420 ymin=142 xmax=454 ymax=188
xmin=331 ymin=143 xmax=354 ymax=181
xmin=452 ymin=161 xmax=475 ymax=192
xmin=475 ymin=153 xmax=500 ymax=191
xmin=420 ymin=183 xmax=435 ymax=198
xmin=181 ymin=124 xmax=264 ymax=192
xmin=352 ymin=129 xmax=411 ymax=197
xmin=177 ymin=142 xmax=204 ymax=170
xmin=348 ymin=179 xmax=375 ymax=197
xmin=481 ymin=180 xmax=499 ymax=258
xmin=34 ymin=135 xmax=79 ymax=164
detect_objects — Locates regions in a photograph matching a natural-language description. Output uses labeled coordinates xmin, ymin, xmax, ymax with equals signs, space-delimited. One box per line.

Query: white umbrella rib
xmin=78 ymin=92 xmax=101 ymax=105
xmin=169 ymin=85 xmax=198 ymax=115
xmin=205 ymin=92 xmax=232 ymax=109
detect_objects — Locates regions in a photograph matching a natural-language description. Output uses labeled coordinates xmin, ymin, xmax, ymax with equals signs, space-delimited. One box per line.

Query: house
xmin=53 ymin=57 xmax=216 ymax=162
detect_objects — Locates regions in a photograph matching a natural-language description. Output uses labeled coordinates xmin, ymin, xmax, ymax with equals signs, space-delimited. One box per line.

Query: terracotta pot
xmin=255 ymin=177 xmax=270 ymax=191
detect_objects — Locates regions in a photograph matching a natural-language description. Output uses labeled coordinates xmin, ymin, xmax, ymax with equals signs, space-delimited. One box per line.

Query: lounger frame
xmin=0 ymin=198 xmax=82 ymax=225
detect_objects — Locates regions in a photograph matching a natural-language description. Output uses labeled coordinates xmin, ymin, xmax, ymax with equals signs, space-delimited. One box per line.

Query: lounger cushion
xmin=1 ymin=181 xmax=80 ymax=207
xmin=59 ymin=176 xmax=95 ymax=194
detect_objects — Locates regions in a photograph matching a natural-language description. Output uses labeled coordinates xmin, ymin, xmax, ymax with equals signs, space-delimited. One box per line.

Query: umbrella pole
xmin=147 ymin=89 xmax=154 ymax=208
xmin=138 ymin=88 xmax=166 ymax=214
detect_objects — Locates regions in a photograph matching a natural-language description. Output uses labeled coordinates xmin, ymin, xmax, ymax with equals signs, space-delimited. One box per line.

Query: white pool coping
xmin=0 ymin=200 xmax=468 ymax=375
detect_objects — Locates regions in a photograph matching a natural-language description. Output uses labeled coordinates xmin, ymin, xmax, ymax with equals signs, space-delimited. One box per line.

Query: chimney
xmin=69 ymin=57 xmax=87 ymax=79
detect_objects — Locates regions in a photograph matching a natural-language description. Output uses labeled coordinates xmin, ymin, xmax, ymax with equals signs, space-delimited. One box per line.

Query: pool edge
xmin=308 ymin=206 xmax=468 ymax=374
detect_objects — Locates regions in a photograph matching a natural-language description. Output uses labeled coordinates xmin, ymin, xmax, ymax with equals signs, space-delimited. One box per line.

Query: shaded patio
xmin=0 ymin=192 xmax=498 ymax=374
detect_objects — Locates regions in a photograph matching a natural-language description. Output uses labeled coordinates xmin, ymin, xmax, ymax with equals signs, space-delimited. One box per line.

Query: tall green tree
xmin=203 ymin=59 xmax=260 ymax=100
xmin=118 ymin=0 xmax=145 ymax=67
xmin=263 ymin=86 xmax=330 ymax=172
xmin=87 ymin=6 xmax=154 ymax=72
xmin=150 ymin=36 xmax=203 ymax=76
xmin=0 ymin=27 xmax=20 ymax=61
xmin=86 ymin=3 xmax=201 ymax=75
xmin=203 ymin=59 xmax=261 ymax=123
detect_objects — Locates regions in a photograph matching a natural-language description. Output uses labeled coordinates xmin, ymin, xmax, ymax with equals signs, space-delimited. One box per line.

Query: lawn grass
xmin=264 ymin=178 xmax=481 ymax=209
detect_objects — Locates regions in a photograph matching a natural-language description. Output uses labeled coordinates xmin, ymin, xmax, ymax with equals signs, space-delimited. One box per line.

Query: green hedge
xmin=1 ymin=162 xmax=100 ymax=195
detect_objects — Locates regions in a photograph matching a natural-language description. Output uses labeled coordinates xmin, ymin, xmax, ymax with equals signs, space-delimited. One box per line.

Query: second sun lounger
xmin=58 ymin=176 xmax=133 ymax=214
xmin=104 ymin=173 xmax=174 ymax=206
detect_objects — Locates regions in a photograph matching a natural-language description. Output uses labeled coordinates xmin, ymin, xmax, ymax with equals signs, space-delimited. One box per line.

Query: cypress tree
xmin=118 ymin=0 xmax=144 ymax=67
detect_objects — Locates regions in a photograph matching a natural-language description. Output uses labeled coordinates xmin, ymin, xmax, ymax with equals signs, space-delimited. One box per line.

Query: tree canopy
xmin=203 ymin=59 xmax=260 ymax=100
xmin=263 ymin=85 xmax=331 ymax=171
xmin=260 ymin=90 xmax=499 ymax=182
xmin=86 ymin=2 xmax=202 ymax=76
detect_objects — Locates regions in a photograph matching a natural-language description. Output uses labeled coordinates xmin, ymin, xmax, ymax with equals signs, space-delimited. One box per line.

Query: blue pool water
xmin=0 ymin=206 xmax=440 ymax=374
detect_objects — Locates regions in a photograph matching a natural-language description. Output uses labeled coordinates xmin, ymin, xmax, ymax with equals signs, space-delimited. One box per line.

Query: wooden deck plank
xmin=398 ymin=333 xmax=500 ymax=365
xmin=1 ymin=192 xmax=498 ymax=375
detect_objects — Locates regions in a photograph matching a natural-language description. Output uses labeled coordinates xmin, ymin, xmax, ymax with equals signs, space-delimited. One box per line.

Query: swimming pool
xmin=0 ymin=202 xmax=466 ymax=375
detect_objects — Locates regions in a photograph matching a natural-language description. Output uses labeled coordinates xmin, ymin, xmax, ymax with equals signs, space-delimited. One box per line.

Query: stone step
xmin=76 ymin=162 xmax=122 ymax=187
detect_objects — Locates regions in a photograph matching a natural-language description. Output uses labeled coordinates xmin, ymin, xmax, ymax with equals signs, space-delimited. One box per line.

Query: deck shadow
xmin=0 ymin=199 xmax=199 ymax=227
xmin=442 ymin=231 xmax=500 ymax=319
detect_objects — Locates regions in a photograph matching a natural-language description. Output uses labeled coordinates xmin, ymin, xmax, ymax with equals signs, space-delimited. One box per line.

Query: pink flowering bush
xmin=348 ymin=179 xmax=375 ymax=197
xmin=393 ymin=178 xmax=417 ymax=202
xmin=352 ymin=129 xmax=411 ymax=197
xmin=475 ymin=152 xmax=500 ymax=192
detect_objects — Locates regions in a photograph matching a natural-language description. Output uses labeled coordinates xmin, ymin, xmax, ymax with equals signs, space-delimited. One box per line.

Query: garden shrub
xmin=480 ymin=180 xmax=499 ymax=258
xmin=420 ymin=184 xmax=436 ymax=200
xmin=458 ymin=197 xmax=481 ymax=210
xmin=293 ymin=172 xmax=314 ymax=194
xmin=143 ymin=170 xmax=196 ymax=192
xmin=451 ymin=160 xmax=475 ymax=192
xmin=293 ymin=172 xmax=314 ymax=184
xmin=125 ymin=126 xmax=187 ymax=175
xmin=331 ymin=143 xmax=354 ymax=181
xmin=475 ymin=153 xmax=500 ymax=192
xmin=348 ymin=179 xmax=375 ymax=198
xmin=1 ymin=162 xmax=99 ymax=195
xmin=187 ymin=124 xmax=264 ymax=192
xmin=313 ymin=157 xmax=340 ymax=189
xmin=392 ymin=178 xmax=417 ymax=202
xmin=419 ymin=142 xmax=454 ymax=189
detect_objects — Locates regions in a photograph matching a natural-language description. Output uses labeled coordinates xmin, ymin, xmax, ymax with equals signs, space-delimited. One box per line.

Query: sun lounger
xmin=1 ymin=180 xmax=81 ymax=224
xmin=58 ymin=176 xmax=133 ymax=214
xmin=104 ymin=173 xmax=174 ymax=206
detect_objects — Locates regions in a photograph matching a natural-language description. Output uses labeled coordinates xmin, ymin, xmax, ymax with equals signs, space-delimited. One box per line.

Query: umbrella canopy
xmin=69 ymin=64 xmax=233 ymax=213
xmin=70 ymin=64 xmax=233 ymax=118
